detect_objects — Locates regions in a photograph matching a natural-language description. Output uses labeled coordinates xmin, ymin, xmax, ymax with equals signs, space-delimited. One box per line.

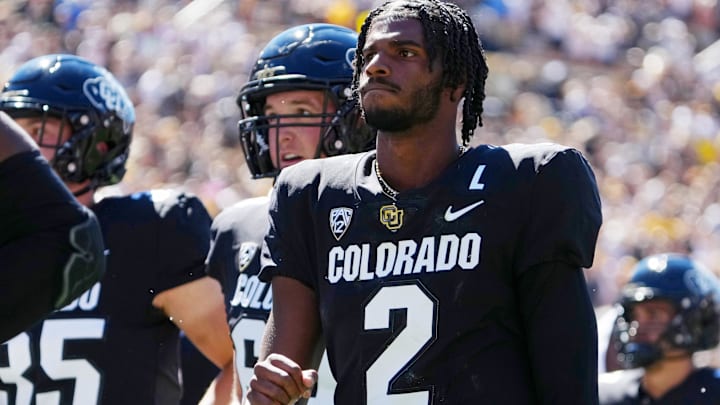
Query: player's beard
xmin=362 ymin=77 xmax=443 ymax=132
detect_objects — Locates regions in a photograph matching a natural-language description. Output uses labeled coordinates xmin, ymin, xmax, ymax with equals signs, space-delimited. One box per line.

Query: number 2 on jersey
xmin=364 ymin=283 xmax=437 ymax=404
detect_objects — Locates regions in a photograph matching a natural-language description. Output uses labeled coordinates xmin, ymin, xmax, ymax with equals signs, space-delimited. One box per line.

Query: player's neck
xmin=69 ymin=182 xmax=96 ymax=207
xmin=641 ymin=355 xmax=693 ymax=399
xmin=375 ymin=131 xmax=463 ymax=192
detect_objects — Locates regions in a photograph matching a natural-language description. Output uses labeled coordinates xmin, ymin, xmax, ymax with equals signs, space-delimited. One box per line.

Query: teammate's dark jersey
xmin=0 ymin=150 xmax=104 ymax=343
xmin=260 ymin=143 xmax=602 ymax=404
xmin=179 ymin=332 xmax=218 ymax=405
xmin=0 ymin=189 xmax=211 ymax=405
xmin=599 ymin=367 xmax=720 ymax=404
xmin=206 ymin=196 xmax=335 ymax=403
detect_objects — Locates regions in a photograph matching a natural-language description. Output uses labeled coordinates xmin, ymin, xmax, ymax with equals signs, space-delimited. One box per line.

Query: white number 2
xmin=364 ymin=284 xmax=436 ymax=404
xmin=0 ymin=318 xmax=105 ymax=405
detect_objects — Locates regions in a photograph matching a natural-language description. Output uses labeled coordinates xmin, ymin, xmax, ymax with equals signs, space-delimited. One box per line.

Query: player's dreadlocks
xmin=352 ymin=0 xmax=488 ymax=145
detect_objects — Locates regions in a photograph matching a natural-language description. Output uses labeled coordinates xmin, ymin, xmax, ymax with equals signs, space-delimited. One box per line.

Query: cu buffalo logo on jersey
xmin=330 ymin=207 xmax=353 ymax=241
xmin=380 ymin=204 xmax=404 ymax=231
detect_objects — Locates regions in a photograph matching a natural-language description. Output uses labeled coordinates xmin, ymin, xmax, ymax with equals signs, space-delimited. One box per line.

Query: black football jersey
xmin=599 ymin=368 xmax=720 ymax=404
xmin=179 ymin=332 xmax=218 ymax=405
xmin=206 ymin=196 xmax=335 ymax=403
xmin=260 ymin=143 xmax=602 ymax=404
xmin=0 ymin=151 xmax=104 ymax=343
xmin=0 ymin=189 xmax=211 ymax=405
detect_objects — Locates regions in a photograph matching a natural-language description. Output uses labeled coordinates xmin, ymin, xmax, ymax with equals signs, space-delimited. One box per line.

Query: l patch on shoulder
xmin=330 ymin=207 xmax=353 ymax=241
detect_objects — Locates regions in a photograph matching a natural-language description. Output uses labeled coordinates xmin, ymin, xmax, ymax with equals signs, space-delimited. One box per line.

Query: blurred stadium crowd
xmin=2 ymin=0 xmax=720 ymax=308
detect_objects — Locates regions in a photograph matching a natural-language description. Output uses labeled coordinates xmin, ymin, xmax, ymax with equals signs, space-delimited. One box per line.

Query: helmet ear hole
xmin=96 ymin=142 xmax=109 ymax=154
xmin=331 ymin=84 xmax=352 ymax=101
xmin=320 ymin=126 xmax=343 ymax=157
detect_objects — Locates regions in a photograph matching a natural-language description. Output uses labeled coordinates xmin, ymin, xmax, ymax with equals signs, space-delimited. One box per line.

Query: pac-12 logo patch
xmin=330 ymin=207 xmax=353 ymax=241
xmin=237 ymin=242 xmax=259 ymax=273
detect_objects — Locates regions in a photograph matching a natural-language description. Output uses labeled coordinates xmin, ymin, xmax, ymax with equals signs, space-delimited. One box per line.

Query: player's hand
xmin=245 ymin=353 xmax=318 ymax=405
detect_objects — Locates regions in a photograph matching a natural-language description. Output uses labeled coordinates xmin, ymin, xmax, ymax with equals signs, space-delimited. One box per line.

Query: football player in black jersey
xmin=0 ymin=110 xmax=105 ymax=343
xmin=599 ymin=253 xmax=720 ymax=404
xmin=245 ymin=1 xmax=602 ymax=404
xmin=0 ymin=54 xmax=234 ymax=404
xmin=203 ymin=23 xmax=374 ymax=403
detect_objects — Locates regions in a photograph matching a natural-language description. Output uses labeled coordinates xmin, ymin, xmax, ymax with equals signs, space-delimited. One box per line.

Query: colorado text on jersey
xmin=327 ymin=233 xmax=481 ymax=283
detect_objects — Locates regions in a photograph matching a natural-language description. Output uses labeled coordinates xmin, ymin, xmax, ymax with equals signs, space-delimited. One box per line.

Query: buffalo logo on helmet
xmin=345 ymin=48 xmax=355 ymax=70
xmin=82 ymin=76 xmax=134 ymax=133
xmin=254 ymin=65 xmax=285 ymax=80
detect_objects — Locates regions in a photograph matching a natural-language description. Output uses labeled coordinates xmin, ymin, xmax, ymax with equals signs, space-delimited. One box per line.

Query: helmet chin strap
xmin=620 ymin=342 xmax=663 ymax=368
xmin=661 ymin=351 xmax=692 ymax=361
xmin=317 ymin=124 xmax=335 ymax=158
xmin=71 ymin=178 xmax=97 ymax=200
xmin=72 ymin=184 xmax=94 ymax=198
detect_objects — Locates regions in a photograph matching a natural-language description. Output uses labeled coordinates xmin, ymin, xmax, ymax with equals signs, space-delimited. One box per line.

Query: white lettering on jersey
xmin=469 ymin=164 xmax=486 ymax=190
xmin=58 ymin=282 xmax=101 ymax=312
xmin=230 ymin=274 xmax=272 ymax=311
xmin=327 ymin=233 xmax=481 ymax=284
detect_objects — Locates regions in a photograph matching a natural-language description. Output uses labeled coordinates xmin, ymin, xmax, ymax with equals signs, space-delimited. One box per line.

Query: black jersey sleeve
xmin=0 ymin=150 xmax=105 ymax=342
xmin=518 ymin=260 xmax=599 ymax=404
xmin=153 ymin=190 xmax=212 ymax=293
xmin=259 ymin=161 xmax=319 ymax=289
xmin=514 ymin=146 xmax=602 ymax=274
xmin=206 ymin=214 xmax=233 ymax=286
xmin=206 ymin=197 xmax=269 ymax=300
xmin=506 ymin=145 xmax=601 ymax=403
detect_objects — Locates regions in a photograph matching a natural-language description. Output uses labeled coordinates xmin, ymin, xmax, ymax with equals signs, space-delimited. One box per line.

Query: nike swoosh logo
xmin=444 ymin=200 xmax=485 ymax=222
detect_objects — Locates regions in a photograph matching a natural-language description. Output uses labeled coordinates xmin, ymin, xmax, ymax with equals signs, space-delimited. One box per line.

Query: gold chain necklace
xmin=374 ymin=158 xmax=399 ymax=201
xmin=374 ymin=145 xmax=467 ymax=202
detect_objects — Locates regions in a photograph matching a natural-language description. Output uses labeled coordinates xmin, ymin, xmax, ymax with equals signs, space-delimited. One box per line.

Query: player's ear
xmin=449 ymin=85 xmax=465 ymax=103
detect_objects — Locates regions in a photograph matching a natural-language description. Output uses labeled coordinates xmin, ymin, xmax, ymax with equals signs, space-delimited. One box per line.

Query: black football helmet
xmin=0 ymin=54 xmax=135 ymax=189
xmin=612 ymin=253 xmax=720 ymax=368
xmin=237 ymin=23 xmax=374 ymax=178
